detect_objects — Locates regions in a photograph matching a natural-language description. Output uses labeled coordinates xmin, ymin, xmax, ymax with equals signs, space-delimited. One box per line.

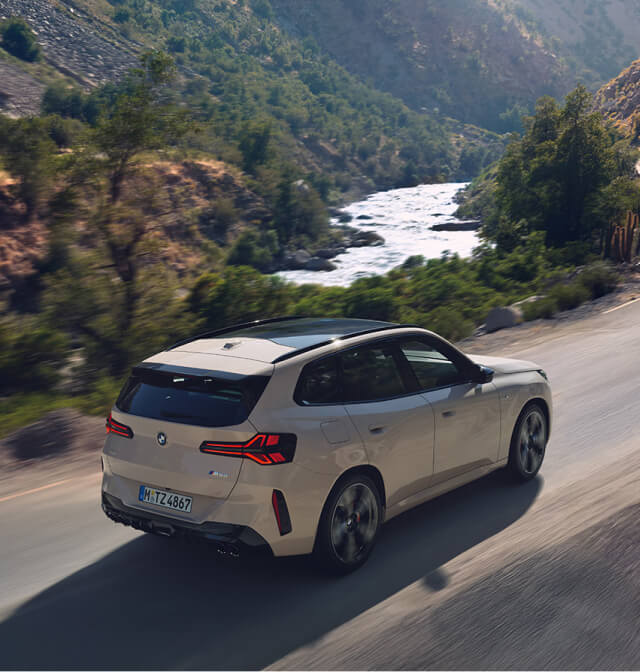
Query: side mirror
xmin=472 ymin=365 xmax=494 ymax=384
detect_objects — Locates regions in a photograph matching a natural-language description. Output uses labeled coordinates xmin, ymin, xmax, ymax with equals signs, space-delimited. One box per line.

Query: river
xmin=277 ymin=182 xmax=478 ymax=287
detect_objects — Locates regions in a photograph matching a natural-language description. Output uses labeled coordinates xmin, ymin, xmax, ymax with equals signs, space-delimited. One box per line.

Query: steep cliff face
xmin=594 ymin=59 xmax=640 ymax=138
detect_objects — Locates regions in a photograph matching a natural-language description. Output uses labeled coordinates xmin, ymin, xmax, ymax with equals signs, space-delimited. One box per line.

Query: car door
xmin=397 ymin=337 xmax=500 ymax=482
xmin=340 ymin=341 xmax=435 ymax=508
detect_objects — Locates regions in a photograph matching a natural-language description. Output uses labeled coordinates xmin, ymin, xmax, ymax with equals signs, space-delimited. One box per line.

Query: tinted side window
xmin=341 ymin=345 xmax=407 ymax=403
xmin=400 ymin=339 xmax=463 ymax=390
xmin=296 ymin=357 xmax=341 ymax=405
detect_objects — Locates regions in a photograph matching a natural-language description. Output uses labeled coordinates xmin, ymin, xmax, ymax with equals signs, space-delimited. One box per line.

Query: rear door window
xmin=116 ymin=372 xmax=269 ymax=427
xmin=340 ymin=344 xmax=408 ymax=402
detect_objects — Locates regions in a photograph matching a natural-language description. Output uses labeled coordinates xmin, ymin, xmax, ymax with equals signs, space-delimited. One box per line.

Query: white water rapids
xmin=277 ymin=182 xmax=479 ymax=287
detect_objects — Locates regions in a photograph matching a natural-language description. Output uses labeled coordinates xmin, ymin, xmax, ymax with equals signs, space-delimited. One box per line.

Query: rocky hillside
xmin=595 ymin=59 xmax=640 ymax=139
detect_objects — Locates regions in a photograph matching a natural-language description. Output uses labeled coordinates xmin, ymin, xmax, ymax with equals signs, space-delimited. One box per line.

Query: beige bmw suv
xmin=102 ymin=317 xmax=552 ymax=572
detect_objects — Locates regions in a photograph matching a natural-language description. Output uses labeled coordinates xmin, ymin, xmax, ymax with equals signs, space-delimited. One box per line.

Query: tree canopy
xmin=490 ymin=86 xmax=639 ymax=247
xmin=0 ymin=16 xmax=41 ymax=62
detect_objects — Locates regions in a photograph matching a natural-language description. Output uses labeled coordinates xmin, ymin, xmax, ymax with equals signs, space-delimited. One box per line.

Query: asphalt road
xmin=1 ymin=298 xmax=640 ymax=670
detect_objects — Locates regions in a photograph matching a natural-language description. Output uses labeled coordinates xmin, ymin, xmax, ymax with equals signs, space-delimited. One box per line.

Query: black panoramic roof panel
xmin=222 ymin=318 xmax=394 ymax=349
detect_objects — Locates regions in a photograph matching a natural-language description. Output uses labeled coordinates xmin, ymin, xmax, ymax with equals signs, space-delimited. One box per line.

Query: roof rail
xmin=166 ymin=316 xmax=305 ymax=351
xmin=271 ymin=324 xmax=420 ymax=363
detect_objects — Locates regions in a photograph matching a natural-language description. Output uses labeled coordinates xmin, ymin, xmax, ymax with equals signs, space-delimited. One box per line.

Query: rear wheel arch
xmin=332 ymin=464 xmax=386 ymax=510
xmin=313 ymin=465 xmax=385 ymax=572
xmin=313 ymin=465 xmax=386 ymax=541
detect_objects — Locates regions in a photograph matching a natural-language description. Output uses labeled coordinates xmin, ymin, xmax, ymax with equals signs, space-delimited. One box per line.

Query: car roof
xmin=143 ymin=317 xmax=404 ymax=371
xmin=214 ymin=317 xmax=395 ymax=349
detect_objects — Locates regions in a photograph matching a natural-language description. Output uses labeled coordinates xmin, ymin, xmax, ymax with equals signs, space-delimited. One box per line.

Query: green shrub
xmin=0 ymin=319 xmax=68 ymax=394
xmin=424 ymin=306 xmax=475 ymax=341
xmin=1 ymin=17 xmax=41 ymax=61
xmin=227 ymin=229 xmax=279 ymax=271
xmin=74 ymin=376 xmax=126 ymax=416
xmin=577 ymin=262 xmax=619 ymax=299
xmin=522 ymin=297 xmax=558 ymax=321
xmin=549 ymin=282 xmax=591 ymax=311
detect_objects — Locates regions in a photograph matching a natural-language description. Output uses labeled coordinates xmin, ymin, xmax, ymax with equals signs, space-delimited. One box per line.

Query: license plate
xmin=138 ymin=485 xmax=192 ymax=513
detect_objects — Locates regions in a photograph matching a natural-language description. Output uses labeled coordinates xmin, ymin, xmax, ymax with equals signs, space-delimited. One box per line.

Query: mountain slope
xmin=270 ymin=0 xmax=569 ymax=133
xmin=513 ymin=0 xmax=640 ymax=86
xmin=594 ymin=59 xmax=640 ymax=140
xmin=269 ymin=0 xmax=640 ymax=134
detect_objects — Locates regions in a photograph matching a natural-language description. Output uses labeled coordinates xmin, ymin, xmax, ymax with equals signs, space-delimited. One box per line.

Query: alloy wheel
xmin=518 ymin=408 xmax=546 ymax=475
xmin=330 ymin=482 xmax=379 ymax=564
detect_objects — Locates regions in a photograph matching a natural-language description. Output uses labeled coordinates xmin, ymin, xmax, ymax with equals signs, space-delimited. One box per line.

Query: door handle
xmin=368 ymin=425 xmax=386 ymax=434
xmin=442 ymin=410 xmax=456 ymax=418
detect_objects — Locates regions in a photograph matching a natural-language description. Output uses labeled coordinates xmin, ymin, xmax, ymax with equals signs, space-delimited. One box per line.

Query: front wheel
xmin=507 ymin=402 xmax=547 ymax=482
xmin=314 ymin=474 xmax=382 ymax=574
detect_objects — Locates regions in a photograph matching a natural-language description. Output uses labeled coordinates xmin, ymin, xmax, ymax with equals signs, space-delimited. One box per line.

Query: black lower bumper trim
xmin=102 ymin=492 xmax=272 ymax=557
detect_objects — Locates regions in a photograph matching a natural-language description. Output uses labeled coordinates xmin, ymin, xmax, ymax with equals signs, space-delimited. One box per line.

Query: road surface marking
xmin=0 ymin=473 xmax=100 ymax=503
xmin=603 ymin=297 xmax=639 ymax=314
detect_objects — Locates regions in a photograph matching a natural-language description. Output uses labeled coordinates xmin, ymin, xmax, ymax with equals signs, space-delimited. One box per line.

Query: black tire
xmin=507 ymin=402 xmax=548 ymax=482
xmin=314 ymin=473 xmax=382 ymax=574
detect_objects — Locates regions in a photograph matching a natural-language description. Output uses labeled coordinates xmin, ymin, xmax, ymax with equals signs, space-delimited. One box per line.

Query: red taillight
xmin=199 ymin=433 xmax=296 ymax=465
xmin=105 ymin=413 xmax=133 ymax=439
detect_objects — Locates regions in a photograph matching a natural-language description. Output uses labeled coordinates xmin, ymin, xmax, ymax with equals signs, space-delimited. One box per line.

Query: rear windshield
xmin=116 ymin=371 xmax=269 ymax=427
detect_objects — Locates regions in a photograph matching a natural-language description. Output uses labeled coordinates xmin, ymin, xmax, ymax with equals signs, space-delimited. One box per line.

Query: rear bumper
xmin=102 ymin=492 xmax=272 ymax=558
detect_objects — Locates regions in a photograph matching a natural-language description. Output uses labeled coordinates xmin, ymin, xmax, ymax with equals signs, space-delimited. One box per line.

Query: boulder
xmin=305 ymin=256 xmax=337 ymax=272
xmin=352 ymin=231 xmax=385 ymax=247
xmin=430 ymin=220 xmax=481 ymax=231
xmin=285 ymin=249 xmax=311 ymax=269
xmin=356 ymin=214 xmax=373 ymax=220
xmin=485 ymin=306 xmax=523 ymax=333
xmin=313 ymin=248 xmax=339 ymax=259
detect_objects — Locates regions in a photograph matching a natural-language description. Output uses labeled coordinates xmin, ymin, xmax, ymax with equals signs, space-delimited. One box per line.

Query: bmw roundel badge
xmin=157 ymin=432 xmax=167 ymax=446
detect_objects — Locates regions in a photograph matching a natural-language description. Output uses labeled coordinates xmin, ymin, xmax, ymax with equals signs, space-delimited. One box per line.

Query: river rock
xmin=430 ymin=220 xmax=481 ymax=231
xmin=485 ymin=306 xmax=524 ymax=333
xmin=351 ymin=231 xmax=385 ymax=247
xmin=284 ymin=249 xmax=312 ymax=269
xmin=356 ymin=214 xmax=373 ymax=220
xmin=305 ymin=257 xmax=337 ymax=272
xmin=314 ymin=248 xmax=339 ymax=259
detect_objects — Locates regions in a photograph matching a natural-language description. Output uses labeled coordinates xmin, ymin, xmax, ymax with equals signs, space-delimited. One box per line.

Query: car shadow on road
xmin=0 ymin=471 xmax=541 ymax=670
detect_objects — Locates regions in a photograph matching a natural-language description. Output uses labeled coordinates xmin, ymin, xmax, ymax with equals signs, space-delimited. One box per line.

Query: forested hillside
xmin=270 ymin=0 xmax=570 ymax=132
xmin=269 ymin=0 xmax=640 ymax=133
